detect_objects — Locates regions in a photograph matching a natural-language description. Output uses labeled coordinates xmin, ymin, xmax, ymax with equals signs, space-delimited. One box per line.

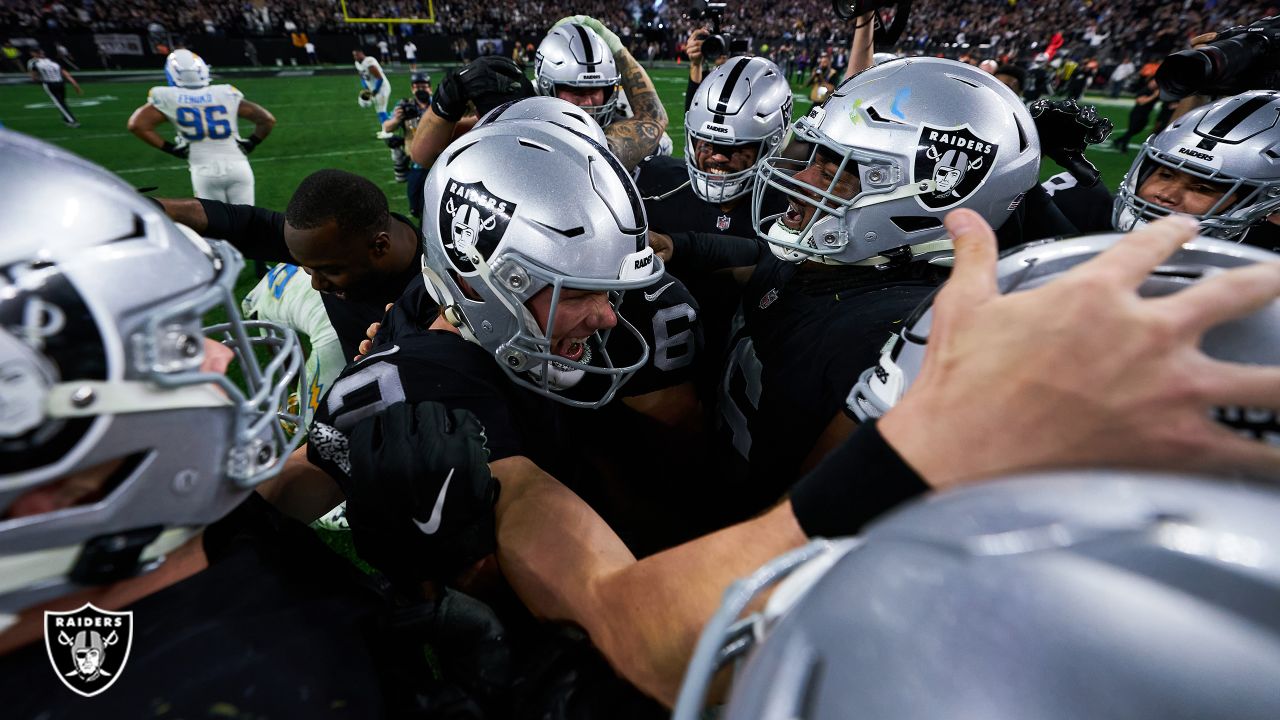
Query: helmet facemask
xmin=753 ymin=123 xmax=932 ymax=264
xmin=686 ymin=131 xmax=780 ymax=205
xmin=1114 ymin=144 xmax=1280 ymax=240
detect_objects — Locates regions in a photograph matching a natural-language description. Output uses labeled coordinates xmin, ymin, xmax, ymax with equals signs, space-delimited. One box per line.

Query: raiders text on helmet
xmin=420 ymin=120 xmax=663 ymax=409
xmin=1114 ymin=90 xmax=1280 ymax=240
xmin=0 ymin=130 xmax=304 ymax=626
xmin=847 ymin=234 xmax=1280 ymax=448
xmin=533 ymin=24 xmax=621 ymax=126
xmin=677 ymin=470 xmax=1280 ymax=720
xmin=685 ymin=56 xmax=794 ymax=204
xmin=752 ymin=57 xmax=1040 ymax=266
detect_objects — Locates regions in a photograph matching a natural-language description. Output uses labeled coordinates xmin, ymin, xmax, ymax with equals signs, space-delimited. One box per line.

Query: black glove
xmin=1029 ymin=99 xmax=1114 ymax=187
xmin=346 ymin=401 xmax=498 ymax=587
xmin=237 ymin=135 xmax=261 ymax=155
xmin=432 ymin=56 xmax=535 ymax=122
xmin=160 ymin=140 xmax=189 ymax=159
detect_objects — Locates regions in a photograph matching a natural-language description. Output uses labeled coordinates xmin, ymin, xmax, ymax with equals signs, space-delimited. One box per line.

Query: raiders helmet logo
xmin=438 ymin=180 xmax=516 ymax=276
xmin=913 ymin=123 xmax=999 ymax=211
xmin=44 ymin=603 xmax=133 ymax=697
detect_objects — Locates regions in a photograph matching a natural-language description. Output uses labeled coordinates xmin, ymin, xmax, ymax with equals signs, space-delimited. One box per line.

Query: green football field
xmin=0 ymin=64 xmax=1144 ymax=301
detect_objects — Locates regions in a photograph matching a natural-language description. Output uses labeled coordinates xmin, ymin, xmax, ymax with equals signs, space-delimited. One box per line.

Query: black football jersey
xmin=720 ymin=255 xmax=940 ymax=506
xmin=1041 ymin=170 xmax=1117 ymax=234
xmin=635 ymin=154 xmax=760 ymax=238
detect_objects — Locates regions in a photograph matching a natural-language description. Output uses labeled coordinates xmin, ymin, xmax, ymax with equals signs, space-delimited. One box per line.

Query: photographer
xmin=682 ymin=26 xmax=728 ymax=110
xmin=381 ymin=71 xmax=434 ymax=218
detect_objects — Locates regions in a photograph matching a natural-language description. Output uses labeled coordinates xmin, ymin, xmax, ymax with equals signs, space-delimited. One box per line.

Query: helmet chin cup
xmin=765 ymin=219 xmax=811 ymax=263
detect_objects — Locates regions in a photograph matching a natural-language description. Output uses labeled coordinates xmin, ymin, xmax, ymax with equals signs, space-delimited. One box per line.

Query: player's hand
xmin=433 ymin=57 xmax=526 ymax=123
xmin=161 ymin=139 xmax=189 ymax=159
xmin=1029 ymin=99 xmax=1113 ymax=187
xmin=685 ymin=27 xmax=707 ymax=64
xmin=648 ymin=230 xmax=673 ymax=262
xmin=72 ymin=85 xmax=83 ymax=96
xmin=354 ymin=303 xmax=393 ymax=361
xmin=553 ymin=15 xmax=623 ymax=55
xmin=237 ymin=136 xmax=261 ymax=155
xmin=358 ymin=88 xmax=374 ymax=108
xmin=346 ymin=401 xmax=499 ymax=587
xmin=880 ymin=210 xmax=1280 ymax=488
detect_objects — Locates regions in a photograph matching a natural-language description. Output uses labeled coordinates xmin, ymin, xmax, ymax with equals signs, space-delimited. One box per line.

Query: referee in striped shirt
xmin=27 ymin=48 xmax=82 ymax=128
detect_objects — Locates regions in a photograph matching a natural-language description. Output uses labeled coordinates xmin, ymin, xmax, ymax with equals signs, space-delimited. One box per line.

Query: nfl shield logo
xmin=45 ymin=603 xmax=133 ymax=697
xmin=716 ymin=214 xmax=732 ymax=231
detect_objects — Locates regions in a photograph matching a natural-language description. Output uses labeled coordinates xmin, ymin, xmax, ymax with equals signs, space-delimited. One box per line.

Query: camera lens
xmin=831 ymin=0 xmax=863 ymax=19
xmin=703 ymin=34 xmax=727 ymax=58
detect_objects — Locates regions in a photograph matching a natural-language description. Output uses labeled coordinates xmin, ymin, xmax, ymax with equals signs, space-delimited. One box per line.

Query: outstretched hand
xmin=881 ymin=209 xmax=1280 ymax=487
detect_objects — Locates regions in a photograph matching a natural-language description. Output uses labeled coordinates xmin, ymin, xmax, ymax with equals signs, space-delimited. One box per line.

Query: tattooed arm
xmin=605 ymin=47 xmax=668 ymax=170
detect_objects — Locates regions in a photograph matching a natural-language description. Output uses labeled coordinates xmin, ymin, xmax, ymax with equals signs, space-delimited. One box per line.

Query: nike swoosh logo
xmin=643 ymin=281 xmax=675 ymax=302
xmin=414 ymin=468 xmax=453 ymax=535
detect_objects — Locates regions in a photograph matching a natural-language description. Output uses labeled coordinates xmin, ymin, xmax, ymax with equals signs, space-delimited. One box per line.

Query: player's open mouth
xmin=782 ymin=199 xmax=807 ymax=229
xmin=555 ymin=337 xmax=589 ymax=363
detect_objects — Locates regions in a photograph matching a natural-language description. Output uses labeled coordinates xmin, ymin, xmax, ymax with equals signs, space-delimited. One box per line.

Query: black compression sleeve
xmin=669 ymin=231 xmax=763 ymax=275
xmin=198 ymin=199 xmax=294 ymax=263
xmin=788 ymin=419 xmax=930 ymax=538
xmin=685 ymin=77 xmax=700 ymax=112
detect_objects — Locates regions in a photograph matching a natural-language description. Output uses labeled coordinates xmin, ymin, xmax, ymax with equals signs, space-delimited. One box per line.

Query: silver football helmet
xmin=753 ymin=57 xmax=1040 ymax=266
xmin=164 ymin=48 xmax=211 ymax=89
xmin=533 ymin=24 xmax=621 ymax=126
xmin=847 ymin=234 xmax=1280 ymax=447
xmin=676 ymin=469 xmax=1280 ymax=720
xmin=0 ymin=130 xmax=303 ymax=625
xmin=476 ymin=95 xmax=608 ymax=146
xmin=685 ymin=56 xmax=793 ymax=204
xmin=1114 ymin=90 xmax=1280 ymax=240
xmin=420 ymin=120 xmax=663 ymax=409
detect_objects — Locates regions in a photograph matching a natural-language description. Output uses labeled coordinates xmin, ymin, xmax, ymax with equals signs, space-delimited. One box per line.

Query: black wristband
xmin=788 ymin=419 xmax=930 ymax=538
xmin=160 ymin=140 xmax=184 ymax=157
xmin=244 ymin=135 xmax=262 ymax=149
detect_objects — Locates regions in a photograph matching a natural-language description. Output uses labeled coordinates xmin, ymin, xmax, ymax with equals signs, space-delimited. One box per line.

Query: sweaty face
xmin=525 ymin=287 xmax=617 ymax=362
xmin=781 ymin=146 xmax=863 ymax=231
xmin=286 ymin=218 xmax=381 ymax=301
xmin=694 ymin=139 xmax=760 ymax=177
xmin=556 ymin=85 xmax=606 ymax=109
xmin=1137 ymin=165 xmax=1237 ymax=217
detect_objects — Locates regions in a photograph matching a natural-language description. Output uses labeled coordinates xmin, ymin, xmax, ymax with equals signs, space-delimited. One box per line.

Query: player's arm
xmin=61 ymin=67 xmax=81 ymax=94
xmin=605 ymin=47 xmax=668 ymax=170
xmin=256 ymin=445 xmax=346 ymax=523
xmin=369 ymin=62 xmax=385 ymax=94
xmin=237 ymin=99 xmax=275 ymax=141
xmin=844 ymin=11 xmax=876 ymax=79
xmin=409 ymin=104 xmax=476 ymax=168
xmin=155 ymin=198 xmax=295 ymax=263
xmin=27 ymin=61 xmax=37 ymax=82
xmin=127 ymin=103 xmax=188 ymax=158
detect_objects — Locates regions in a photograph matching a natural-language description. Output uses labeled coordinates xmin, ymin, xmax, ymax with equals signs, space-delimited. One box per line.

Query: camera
xmin=687 ymin=0 xmax=751 ymax=59
xmin=396 ymin=97 xmax=421 ymax=122
xmin=1156 ymin=15 xmax=1280 ymax=99
xmin=830 ymin=0 xmax=913 ymax=45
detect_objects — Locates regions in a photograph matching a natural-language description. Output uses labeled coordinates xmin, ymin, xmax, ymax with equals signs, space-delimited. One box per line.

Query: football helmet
xmin=420 ymin=120 xmax=662 ymax=409
xmin=753 ymin=57 xmax=1040 ymax=266
xmin=533 ymin=24 xmax=621 ymax=126
xmin=1114 ymin=90 xmax=1280 ymax=240
xmin=847 ymin=233 xmax=1280 ymax=447
xmin=685 ymin=56 xmax=793 ymax=204
xmin=476 ymin=95 xmax=608 ymax=146
xmin=164 ymin=48 xmax=211 ymax=89
xmin=676 ymin=469 xmax=1280 ymax=720
xmin=0 ymin=130 xmax=303 ymax=626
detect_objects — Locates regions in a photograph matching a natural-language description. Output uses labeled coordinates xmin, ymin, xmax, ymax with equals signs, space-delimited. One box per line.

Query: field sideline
xmin=0 ymin=64 xmax=1143 ymax=302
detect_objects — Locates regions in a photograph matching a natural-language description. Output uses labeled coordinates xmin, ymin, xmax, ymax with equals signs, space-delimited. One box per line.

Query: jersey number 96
xmin=176 ymin=105 xmax=232 ymax=141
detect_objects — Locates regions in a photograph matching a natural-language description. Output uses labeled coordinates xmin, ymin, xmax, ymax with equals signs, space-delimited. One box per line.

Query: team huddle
xmin=2 ymin=10 xmax=1280 ymax=719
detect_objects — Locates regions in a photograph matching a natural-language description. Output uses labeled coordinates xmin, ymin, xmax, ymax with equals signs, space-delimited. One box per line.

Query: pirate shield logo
xmin=913 ymin=123 xmax=999 ymax=211
xmin=438 ymin=180 xmax=517 ymax=276
xmin=45 ymin=603 xmax=133 ymax=697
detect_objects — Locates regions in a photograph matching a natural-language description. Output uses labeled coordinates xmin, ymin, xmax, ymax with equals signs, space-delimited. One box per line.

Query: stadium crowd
xmin=4 ymin=0 xmax=1278 ymax=70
